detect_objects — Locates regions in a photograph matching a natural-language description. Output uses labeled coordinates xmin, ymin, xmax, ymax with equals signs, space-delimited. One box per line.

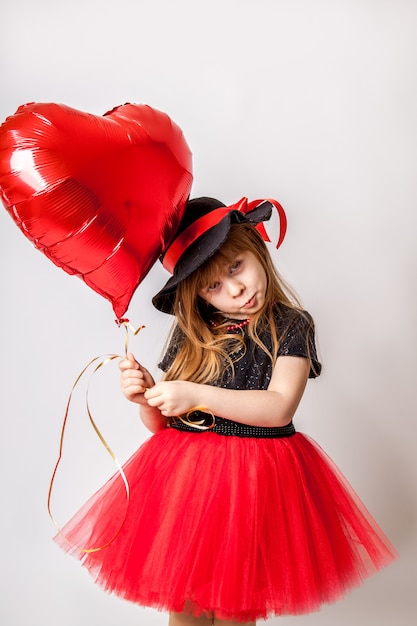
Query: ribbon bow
xmin=162 ymin=196 xmax=287 ymax=274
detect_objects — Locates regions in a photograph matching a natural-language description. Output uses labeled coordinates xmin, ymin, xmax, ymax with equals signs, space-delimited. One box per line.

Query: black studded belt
xmin=169 ymin=412 xmax=296 ymax=439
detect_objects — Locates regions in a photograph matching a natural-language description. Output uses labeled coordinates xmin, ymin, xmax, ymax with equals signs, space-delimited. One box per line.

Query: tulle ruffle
xmin=55 ymin=428 xmax=398 ymax=622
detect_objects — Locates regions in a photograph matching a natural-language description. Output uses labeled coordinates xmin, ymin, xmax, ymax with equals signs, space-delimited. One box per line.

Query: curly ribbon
xmin=48 ymin=320 xmax=144 ymax=553
xmin=175 ymin=406 xmax=216 ymax=430
xmin=116 ymin=318 xmax=145 ymax=354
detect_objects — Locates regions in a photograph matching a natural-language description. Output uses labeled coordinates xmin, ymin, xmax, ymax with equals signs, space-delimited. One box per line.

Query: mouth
xmin=242 ymin=295 xmax=256 ymax=309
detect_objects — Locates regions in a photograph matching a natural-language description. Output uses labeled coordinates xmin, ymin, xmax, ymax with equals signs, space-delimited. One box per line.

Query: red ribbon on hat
xmin=162 ymin=197 xmax=287 ymax=274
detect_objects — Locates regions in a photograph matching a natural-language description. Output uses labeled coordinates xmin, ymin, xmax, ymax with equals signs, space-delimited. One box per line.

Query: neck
xmin=209 ymin=317 xmax=251 ymax=332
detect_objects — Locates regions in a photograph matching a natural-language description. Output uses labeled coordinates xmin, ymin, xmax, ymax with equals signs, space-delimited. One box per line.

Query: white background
xmin=0 ymin=1 xmax=416 ymax=625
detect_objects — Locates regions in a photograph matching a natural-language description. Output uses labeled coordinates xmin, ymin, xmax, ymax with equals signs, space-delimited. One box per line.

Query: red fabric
xmin=163 ymin=206 xmax=238 ymax=273
xmin=55 ymin=428 xmax=398 ymax=622
xmin=162 ymin=197 xmax=287 ymax=274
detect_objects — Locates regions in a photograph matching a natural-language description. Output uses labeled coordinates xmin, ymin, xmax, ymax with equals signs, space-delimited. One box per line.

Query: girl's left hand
xmin=144 ymin=381 xmax=200 ymax=417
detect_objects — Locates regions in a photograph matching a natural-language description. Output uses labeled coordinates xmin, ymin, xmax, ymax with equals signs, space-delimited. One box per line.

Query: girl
xmin=56 ymin=196 xmax=398 ymax=625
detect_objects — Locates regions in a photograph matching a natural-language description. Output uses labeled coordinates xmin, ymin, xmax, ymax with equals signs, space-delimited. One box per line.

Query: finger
xmin=122 ymin=373 xmax=146 ymax=390
xmin=122 ymin=379 xmax=147 ymax=396
xmin=122 ymin=380 xmax=142 ymax=394
xmin=121 ymin=367 xmax=144 ymax=380
xmin=144 ymin=385 xmax=161 ymax=400
xmin=145 ymin=393 xmax=165 ymax=409
xmin=119 ymin=355 xmax=139 ymax=372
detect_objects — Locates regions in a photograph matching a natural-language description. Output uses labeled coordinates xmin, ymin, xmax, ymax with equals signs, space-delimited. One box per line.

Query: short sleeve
xmin=158 ymin=324 xmax=184 ymax=373
xmin=277 ymin=309 xmax=322 ymax=378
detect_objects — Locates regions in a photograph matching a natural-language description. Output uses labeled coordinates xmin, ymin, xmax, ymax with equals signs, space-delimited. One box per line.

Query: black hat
xmin=152 ymin=196 xmax=286 ymax=314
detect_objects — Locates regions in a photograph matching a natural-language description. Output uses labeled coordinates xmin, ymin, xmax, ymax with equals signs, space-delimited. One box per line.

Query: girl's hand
xmin=144 ymin=381 xmax=200 ymax=417
xmin=119 ymin=353 xmax=155 ymax=405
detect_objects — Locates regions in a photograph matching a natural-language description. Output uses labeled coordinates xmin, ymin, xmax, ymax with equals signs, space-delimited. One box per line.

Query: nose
xmin=226 ymin=277 xmax=245 ymax=297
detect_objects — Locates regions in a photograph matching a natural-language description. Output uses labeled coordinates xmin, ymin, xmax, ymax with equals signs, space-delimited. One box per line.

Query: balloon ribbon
xmin=47 ymin=320 xmax=144 ymax=553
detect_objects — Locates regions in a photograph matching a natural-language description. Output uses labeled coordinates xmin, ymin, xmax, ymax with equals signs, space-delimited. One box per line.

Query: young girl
xmin=56 ymin=196 xmax=398 ymax=625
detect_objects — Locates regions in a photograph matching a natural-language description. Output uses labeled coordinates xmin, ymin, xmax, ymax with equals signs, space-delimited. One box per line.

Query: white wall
xmin=0 ymin=1 xmax=415 ymax=624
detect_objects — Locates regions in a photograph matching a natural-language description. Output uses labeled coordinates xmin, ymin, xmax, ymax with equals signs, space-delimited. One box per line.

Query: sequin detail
xmin=159 ymin=303 xmax=322 ymax=381
xmin=170 ymin=414 xmax=296 ymax=438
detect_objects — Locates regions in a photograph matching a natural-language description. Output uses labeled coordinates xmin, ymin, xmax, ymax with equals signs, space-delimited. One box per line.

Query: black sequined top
xmin=159 ymin=302 xmax=321 ymax=391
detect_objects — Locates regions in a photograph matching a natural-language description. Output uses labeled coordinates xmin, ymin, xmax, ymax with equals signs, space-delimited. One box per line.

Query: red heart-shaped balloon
xmin=0 ymin=102 xmax=193 ymax=318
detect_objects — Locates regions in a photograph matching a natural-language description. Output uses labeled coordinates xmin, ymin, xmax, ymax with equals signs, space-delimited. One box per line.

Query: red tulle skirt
xmin=55 ymin=427 xmax=398 ymax=622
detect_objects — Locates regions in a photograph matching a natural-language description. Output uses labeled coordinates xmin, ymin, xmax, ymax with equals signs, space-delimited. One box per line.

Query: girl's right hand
xmin=119 ymin=353 xmax=155 ymax=405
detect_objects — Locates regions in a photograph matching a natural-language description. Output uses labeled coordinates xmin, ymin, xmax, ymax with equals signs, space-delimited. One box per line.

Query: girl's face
xmin=198 ymin=250 xmax=267 ymax=320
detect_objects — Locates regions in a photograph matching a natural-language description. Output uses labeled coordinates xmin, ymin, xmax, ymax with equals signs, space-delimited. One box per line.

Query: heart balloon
xmin=0 ymin=102 xmax=193 ymax=319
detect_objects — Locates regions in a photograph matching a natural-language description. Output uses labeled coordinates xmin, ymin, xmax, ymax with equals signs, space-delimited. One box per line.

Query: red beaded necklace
xmin=209 ymin=317 xmax=251 ymax=332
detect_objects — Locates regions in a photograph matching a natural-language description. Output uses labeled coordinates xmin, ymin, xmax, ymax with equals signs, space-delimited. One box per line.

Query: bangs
xmin=195 ymin=230 xmax=252 ymax=290
xmin=196 ymin=249 xmax=237 ymax=289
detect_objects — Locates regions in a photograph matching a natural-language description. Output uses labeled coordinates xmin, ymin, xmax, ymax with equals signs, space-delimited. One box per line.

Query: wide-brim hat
xmin=152 ymin=196 xmax=287 ymax=314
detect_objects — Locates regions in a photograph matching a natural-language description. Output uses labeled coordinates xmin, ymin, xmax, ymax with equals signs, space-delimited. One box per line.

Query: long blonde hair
xmin=164 ymin=223 xmax=305 ymax=384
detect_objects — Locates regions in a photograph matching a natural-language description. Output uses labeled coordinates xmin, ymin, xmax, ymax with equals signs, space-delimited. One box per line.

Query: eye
xmin=230 ymin=259 xmax=242 ymax=273
xmin=207 ymin=281 xmax=220 ymax=292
